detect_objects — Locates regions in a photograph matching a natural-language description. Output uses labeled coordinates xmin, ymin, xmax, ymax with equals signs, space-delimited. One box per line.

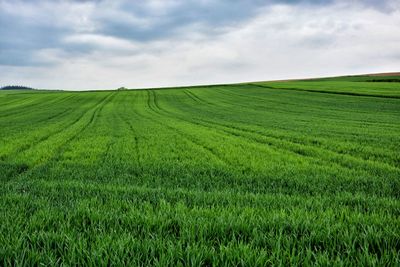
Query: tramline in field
xmin=0 ymin=75 xmax=399 ymax=265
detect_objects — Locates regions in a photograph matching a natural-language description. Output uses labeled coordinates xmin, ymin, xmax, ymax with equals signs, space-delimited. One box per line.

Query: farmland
xmin=0 ymin=76 xmax=399 ymax=265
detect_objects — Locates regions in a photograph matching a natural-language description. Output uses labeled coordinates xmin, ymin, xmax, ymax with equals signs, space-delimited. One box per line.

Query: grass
xmin=0 ymin=76 xmax=399 ymax=265
xmin=255 ymin=75 xmax=400 ymax=98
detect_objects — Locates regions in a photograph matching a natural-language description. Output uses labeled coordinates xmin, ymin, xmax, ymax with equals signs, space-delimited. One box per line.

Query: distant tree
xmin=117 ymin=87 xmax=128 ymax=90
xmin=1 ymin=85 xmax=34 ymax=90
xmin=367 ymin=79 xmax=400 ymax=83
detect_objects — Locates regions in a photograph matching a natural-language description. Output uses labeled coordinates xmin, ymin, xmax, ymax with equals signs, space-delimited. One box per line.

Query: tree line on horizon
xmin=1 ymin=85 xmax=35 ymax=90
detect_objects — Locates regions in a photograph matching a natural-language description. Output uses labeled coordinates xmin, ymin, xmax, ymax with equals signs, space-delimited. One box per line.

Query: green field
xmin=1 ymin=76 xmax=399 ymax=265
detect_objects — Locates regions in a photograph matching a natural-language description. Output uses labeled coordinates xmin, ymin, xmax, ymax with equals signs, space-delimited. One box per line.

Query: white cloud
xmin=1 ymin=0 xmax=399 ymax=90
xmin=0 ymin=0 xmax=96 ymax=31
xmin=63 ymin=34 xmax=139 ymax=51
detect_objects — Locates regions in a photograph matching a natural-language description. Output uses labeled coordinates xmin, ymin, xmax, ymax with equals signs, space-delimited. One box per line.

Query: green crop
xmin=1 ymin=77 xmax=399 ymax=266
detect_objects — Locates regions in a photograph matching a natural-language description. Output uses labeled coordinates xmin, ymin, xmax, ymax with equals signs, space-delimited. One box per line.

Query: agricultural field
xmin=0 ymin=76 xmax=399 ymax=265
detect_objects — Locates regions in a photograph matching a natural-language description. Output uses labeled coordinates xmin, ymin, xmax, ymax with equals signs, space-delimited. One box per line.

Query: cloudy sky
xmin=1 ymin=0 xmax=399 ymax=90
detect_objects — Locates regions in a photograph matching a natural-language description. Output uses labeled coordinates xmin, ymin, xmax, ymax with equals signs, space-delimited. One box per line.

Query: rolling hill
xmin=0 ymin=75 xmax=399 ymax=265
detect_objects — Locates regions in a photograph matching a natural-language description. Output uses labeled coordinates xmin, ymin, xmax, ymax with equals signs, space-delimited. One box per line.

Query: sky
xmin=0 ymin=0 xmax=399 ymax=90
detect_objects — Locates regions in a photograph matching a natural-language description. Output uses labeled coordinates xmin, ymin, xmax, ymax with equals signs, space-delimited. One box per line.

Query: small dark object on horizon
xmin=1 ymin=85 xmax=35 ymax=90
xmin=367 ymin=79 xmax=400 ymax=83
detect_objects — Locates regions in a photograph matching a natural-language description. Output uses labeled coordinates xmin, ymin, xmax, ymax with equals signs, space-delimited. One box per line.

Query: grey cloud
xmin=0 ymin=1 xmax=86 ymax=66
xmin=0 ymin=49 xmax=36 ymax=66
xmin=0 ymin=0 xmax=399 ymax=88
xmin=94 ymin=0 xmax=340 ymax=41
xmin=92 ymin=1 xmax=267 ymax=41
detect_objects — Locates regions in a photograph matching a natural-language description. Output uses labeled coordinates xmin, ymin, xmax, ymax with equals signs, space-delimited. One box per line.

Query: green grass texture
xmin=1 ymin=76 xmax=399 ymax=266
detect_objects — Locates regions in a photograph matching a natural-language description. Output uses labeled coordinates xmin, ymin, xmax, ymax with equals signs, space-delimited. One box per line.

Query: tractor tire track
xmin=3 ymin=95 xmax=102 ymax=160
xmin=11 ymin=92 xmax=116 ymax=181
xmin=142 ymin=91 xmax=230 ymax=166
xmin=249 ymin=83 xmax=400 ymax=99
xmin=183 ymin=90 xmax=214 ymax=106
xmin=150 ymin=90 xmax=400 ymax=174
xmin=29 ymin=95 xmax=82 ymax=124
xmin=0 ymin=94 xmax=75 ymax=118
xmin=119 ymin=94 xmax=142 ymax=169
xmin=215 ymin=86 xmax=378 ymax=119
xmin=177 ymin=90 xmax=400 ymax=171
xmin=2 ymin=95 xmax=83 ymax=130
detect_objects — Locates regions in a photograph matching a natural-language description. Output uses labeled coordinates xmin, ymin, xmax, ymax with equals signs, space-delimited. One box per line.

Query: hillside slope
xmin=0 ymin=77 xmax=399 ymax=265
